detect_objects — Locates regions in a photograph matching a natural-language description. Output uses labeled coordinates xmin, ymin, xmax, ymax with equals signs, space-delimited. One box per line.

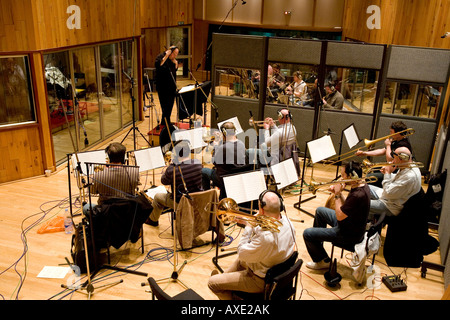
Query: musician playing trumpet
xmin=303 ymin=161 xmax=370 ymax=270
xmin=208 ymin=190 xmax=296 ymax=300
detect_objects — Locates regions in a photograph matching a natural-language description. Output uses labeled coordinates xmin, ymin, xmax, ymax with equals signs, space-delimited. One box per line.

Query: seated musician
xmin=322 ymin=82 xmax=344 ymax=110
xmin=261 ymin=108 xmax=299 ymax=175
xmin=146 ymin=140 xmax=203 ymax=226
xmin=84 ymin=142 xmax=139 ymax=212
xmin=356 ymin=121 xmax=414 ymax=187
xmin=267 ymin=63 xmax=286 ymax=101
xmin=208 ymin=190 xmax=296 ymax=300
xmin=367 ymin=147 xmax=422 ymax=221
xmin=303 ymin=161 xmax=370 ymax=270
xmin=202 ymin=121 xmax=250 ymax=199
xmin=286 ymin=71 xmax=308 ymax=105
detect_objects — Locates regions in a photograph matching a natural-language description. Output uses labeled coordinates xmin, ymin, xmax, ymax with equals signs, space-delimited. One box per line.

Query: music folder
xmin=223 ymin=170 xmax=266 ymax=204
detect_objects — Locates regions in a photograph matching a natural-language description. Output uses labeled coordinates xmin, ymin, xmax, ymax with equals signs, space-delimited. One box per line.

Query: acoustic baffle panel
xmin=439 ymin=141 xmax=450 ymax=280
xmin=211 ymin=33 xmax=266 ymax=131
xmin=386 ymin=46 xmax=450 ymax=84
xmin=376 ymin=116 xmax=436 ymax=169
xmin=326 ymin=41 xmax=385 ymax=70
xmin=212 ymin=33 xmax=265 ymax=69
xmin=267 ymin=38 xmax=322 ymax=65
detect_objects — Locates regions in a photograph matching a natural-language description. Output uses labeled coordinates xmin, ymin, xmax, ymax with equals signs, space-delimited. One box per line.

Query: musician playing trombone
xmin=367 ymin=147 xmax=421 ymax=221
xmin=303 ymin=161 xmax=370 ymax=270
xmin=208 ymin=190 xmax=296 ymax=300
xmin=355 ymin=121 xmax=413 ymax=187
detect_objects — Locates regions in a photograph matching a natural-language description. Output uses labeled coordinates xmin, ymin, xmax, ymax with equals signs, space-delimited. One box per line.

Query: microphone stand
xmin=121 ymin=70 xmax=150 ymax=150
xmin=155 ymin=118 xmax=190 ymax=290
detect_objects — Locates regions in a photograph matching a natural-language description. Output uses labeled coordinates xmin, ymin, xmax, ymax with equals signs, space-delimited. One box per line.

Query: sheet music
xmin=307 ymin=135 xmax=336 ymax=163
xmin=145 ymin=185 xmax=168 ymax=199
xmin=178 ymin=84 xmax=197 ymax=94
xmin=133 ymin=146 xmax=165 ymax=172
xmin=72 ymin=150 xmax=106 ymax=175
xmin=344 ymin=124 xmax=360 ymax=149
xmin=271 ymin=158 xmax=298 ymax=189
xmin=217 ymin=117 xmax=244 ymax=135
xmin=173 ymin=127 xmax=207 ymax=149
xmin=223 ymin=171 xmax=266 ymax=204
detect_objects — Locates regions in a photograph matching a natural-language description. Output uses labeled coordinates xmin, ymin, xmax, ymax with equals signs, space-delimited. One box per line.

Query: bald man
xmin=208 ymin=190 xmax=296 ymax=300
xmin=368 ymin=147 xmax=422 ymax=220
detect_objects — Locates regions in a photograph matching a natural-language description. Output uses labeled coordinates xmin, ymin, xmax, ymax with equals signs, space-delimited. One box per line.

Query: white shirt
xmin=237 ymin=215 xmax=296 ymax=278
xmin=262 ymin=123 xmax=297 ymax=165
xmin=380 ymin=166 xmax=422 ymax=215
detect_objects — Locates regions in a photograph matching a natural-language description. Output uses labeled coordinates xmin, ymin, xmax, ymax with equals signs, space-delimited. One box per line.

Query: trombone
xmin=285 ymin=176 xmax=378 ymax=196
xmin=209 ymin=198 xmax=283 ymax=233
xmin=362 ymin=159 xmax=424 ymax=174
xmin=323 ymin=128 xmax=415 ymax=167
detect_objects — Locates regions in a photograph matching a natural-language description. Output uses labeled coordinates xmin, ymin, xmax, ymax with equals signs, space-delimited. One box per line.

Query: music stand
xmin=212 ymin=170 xmax=267 ymax=272
xmin=294 ymin=135 xmax=336 ymax=217
xmin=130 ymin=146 xmax=165 ymax=188
xmin=335 ymin=124 xmax=361 ymax=178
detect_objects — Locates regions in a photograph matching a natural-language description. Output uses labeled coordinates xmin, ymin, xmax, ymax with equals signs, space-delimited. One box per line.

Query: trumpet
xmin=249 ymin=118 xmax=279 ymax=127
xmin=362 ymin=159 xmax=424 ymax=174
xmin=323 ymin=128 xmax=415 ymax=167
xmin=212 ymin=198 xmax=283 ymax=232
xmin=286 ymin=176 xmax=378 ymax=196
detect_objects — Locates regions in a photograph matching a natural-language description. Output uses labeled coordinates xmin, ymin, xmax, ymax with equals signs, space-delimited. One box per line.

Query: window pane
xmin=323 ymin=67 xmax=378 ymax=114
xmin=215 ymin=67 xmax=260 ymax=100
xmin=0 ymin=56 xmax=35 ymax=126
xmin=267 ymin=63 xmax=318 ymax=107
xmin=382 ymin=82 xmax=441 ymax=119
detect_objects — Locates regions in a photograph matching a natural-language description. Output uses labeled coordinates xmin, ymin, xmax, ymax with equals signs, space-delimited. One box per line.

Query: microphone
xmin=241 ymin=0 xmax=247 ymax=4
xmin=324 ymin=128 xmax=336 ymax=135
xmin=441 ymin=32 xmax=450 ymax=38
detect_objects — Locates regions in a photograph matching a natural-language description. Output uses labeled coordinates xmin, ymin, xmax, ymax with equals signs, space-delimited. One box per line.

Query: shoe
xmin=306 ymin=259 xmax=330 ymax=270
xmin=145 ymin=218 xmax=158 ymax=227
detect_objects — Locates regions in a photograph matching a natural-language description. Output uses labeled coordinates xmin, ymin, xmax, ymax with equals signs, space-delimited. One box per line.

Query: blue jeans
xmin=303 ymin=207 xmax=349 ymax=262
xmin=368 ymin=185 xmax=393 ymax=220
xmin=201 ymin=167 xmax=220 ymax=190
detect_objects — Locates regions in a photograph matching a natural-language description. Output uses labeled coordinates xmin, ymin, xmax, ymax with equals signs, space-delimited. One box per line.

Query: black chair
xmin=232 ymin=251 xmax=303 ymax=300
xmin=147 ymin=277 xmax=204 ymax=300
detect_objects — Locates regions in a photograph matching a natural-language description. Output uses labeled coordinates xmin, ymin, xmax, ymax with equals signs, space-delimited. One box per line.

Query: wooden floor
xmin=0 ymin=82 xmax=447 ymax=302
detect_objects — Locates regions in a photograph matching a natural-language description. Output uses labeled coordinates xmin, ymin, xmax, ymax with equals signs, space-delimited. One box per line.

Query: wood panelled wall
xmin=342 ymin=0 xmax=450 ymax=49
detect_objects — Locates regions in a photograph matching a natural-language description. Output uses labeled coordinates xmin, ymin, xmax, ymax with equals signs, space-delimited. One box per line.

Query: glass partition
xmin=0 ymin=56 xmax=35 ymax=126
xmin=322 ymin=67 xmax=379 ymax=114
xmin=215 ymin=67 xmax=260 ymax=99
xmin=266 ymin=62 xmax=318 ymax=106
xmin=382 ymin=81 xmax=442 ymax=119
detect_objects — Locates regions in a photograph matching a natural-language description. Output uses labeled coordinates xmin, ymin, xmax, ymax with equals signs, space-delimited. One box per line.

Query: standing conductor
xmin=155 ymin=46 xmax=179 ymax=127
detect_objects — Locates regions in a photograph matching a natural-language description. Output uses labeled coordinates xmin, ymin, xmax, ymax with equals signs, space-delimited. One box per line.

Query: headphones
xmin=277 ymin=108 xmax=292 ymax=121
xmin=347 ymin=161 xmax=359 ymax=179
xmin=220 ymin=122 xmax=236 ymax=137
xmin=391 ymin=150 xmax=411 ymax=161
xmin=259 ymin=190 xmax=285 ymax=212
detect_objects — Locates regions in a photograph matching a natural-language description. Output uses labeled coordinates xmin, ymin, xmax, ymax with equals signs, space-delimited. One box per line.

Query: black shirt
xmin=338 ymin=184 xmax=371 ymax=242
xmin=161 ymin=159 xmax=203 ymax=202
xmin=155 ymin=52 xmax=177 ymax=94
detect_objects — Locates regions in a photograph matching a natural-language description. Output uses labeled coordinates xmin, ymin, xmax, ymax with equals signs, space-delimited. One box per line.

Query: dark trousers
xmin=158 ymin=90 xmax=176 ymax=126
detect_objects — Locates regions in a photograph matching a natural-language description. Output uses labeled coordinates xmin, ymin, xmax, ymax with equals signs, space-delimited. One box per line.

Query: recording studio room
xmin=1 ymin=0 xmax=450 ymax=306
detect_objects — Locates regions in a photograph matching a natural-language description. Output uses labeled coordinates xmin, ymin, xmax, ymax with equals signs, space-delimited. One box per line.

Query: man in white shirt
xmin=261 ymin=108 xmax=299 ymax=174
xmin=368 ymin=147 xmax=422 ymax=220
xmin=208 ymin=190 xmax=296 ymax=300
